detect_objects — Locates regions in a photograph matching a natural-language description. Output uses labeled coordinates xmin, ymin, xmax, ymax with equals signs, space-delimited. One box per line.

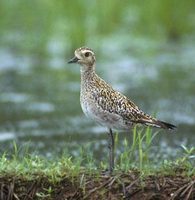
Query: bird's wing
xmin=91 ymin=77 xmax=176 ymax=130
xmin=91 ymin=82 xmax=148 ymax=122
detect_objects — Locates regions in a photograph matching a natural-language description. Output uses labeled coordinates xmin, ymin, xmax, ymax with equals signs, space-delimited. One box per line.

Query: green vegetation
xmin=1 ymin=127 xmax=194 ymax=180
xmin=0 ymin=127 xmax=194 ymax=199
xmin=0 ymin=0 xmax=195 ymax=52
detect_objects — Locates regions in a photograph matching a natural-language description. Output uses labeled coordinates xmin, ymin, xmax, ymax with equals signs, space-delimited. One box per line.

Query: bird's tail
xmin=153 ymin=120 xmax=176 ymax=130
xmin=143 ymin=119 xmax=177 ymax=130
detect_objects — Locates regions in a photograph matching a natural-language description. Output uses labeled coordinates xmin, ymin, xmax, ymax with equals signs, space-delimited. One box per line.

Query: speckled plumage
xmin=69 ymin=47 xmax=176 ymax=130
xmin=68 ymin=46 xmax=176 ymax=173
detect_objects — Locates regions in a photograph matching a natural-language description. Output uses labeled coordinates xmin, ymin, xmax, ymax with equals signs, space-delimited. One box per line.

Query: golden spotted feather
xmin=82 ymin=72 xmax=175 ymax=130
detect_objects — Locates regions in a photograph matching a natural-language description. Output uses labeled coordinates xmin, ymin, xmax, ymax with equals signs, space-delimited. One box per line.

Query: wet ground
xmin=0 ymin=170 xmax=194 ymax=200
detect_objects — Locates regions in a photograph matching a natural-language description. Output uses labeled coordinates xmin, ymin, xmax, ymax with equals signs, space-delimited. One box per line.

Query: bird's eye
xmin=85 ymin=52 xmax=90 ymax=57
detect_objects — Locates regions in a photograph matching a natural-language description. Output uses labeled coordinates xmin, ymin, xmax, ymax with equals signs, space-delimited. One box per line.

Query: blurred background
xmin=0 ymin=0 xmax=195 ymax=163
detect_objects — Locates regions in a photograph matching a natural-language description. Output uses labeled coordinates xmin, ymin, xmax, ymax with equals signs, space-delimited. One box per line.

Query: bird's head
xmin=68 ymin=47 xmax=96 ymax=68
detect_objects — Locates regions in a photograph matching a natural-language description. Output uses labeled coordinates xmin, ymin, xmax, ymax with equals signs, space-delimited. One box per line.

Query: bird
xmin=68 ymin=46 xmax=176 ymax=174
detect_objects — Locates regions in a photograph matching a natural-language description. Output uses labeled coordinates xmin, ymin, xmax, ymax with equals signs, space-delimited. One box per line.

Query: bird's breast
xmin=80 ymin=91 xmax=96 ymax=118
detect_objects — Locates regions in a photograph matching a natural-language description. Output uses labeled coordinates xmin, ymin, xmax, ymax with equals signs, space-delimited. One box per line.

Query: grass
xmin=0 ymin=127 xmax=194 ymax=199
xmin=0 ymin=127 xmax=194 ymax=181
xmin=118 ymin=126 xmax=159 ymax=171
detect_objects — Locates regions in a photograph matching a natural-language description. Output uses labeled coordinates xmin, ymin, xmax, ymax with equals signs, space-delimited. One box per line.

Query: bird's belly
xmin=80 ymin=99 xmax=132 ymax=130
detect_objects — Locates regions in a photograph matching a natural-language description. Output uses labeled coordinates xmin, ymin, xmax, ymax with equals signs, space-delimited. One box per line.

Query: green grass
xmin=0 ymin=127 xmax=194 ymax=199
xmin=117 ymin=126 xmax=159 ymax=172
xmin=0 ymin=127 xmax=194 ymax=183
xmin=1 ymin=0 xmax=195 ymax=53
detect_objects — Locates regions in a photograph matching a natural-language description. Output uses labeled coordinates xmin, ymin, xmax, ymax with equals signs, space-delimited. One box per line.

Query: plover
xmin=68 ymin=47 xmax=176 ymax=174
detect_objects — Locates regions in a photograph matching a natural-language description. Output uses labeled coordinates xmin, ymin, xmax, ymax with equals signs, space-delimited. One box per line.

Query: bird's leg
xmin=107 ymin=128 xmax=114 ymax=174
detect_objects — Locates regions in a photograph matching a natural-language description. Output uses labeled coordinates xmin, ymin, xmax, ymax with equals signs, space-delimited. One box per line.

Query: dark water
xmin=0 ymin=1 xmax=195 ymax=164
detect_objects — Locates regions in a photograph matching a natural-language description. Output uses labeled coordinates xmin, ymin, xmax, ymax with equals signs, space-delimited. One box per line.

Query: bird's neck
xmin=80 ymin=64 xmax=96 ymax=78
xmin=80 ymin=64 xmax=96 ymax=87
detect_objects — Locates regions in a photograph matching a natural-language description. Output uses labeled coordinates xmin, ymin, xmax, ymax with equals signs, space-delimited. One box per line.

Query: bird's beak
xmin=68 ymin=56 xmax=79 ymax=64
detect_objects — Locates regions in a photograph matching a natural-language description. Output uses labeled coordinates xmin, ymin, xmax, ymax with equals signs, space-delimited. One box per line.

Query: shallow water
xmin=0 ymin=33 xmax=194 ymax=164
